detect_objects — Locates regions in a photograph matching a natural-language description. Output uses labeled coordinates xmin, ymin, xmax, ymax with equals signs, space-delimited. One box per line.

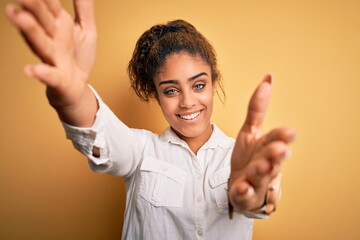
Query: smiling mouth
xmin=178 ymin=111 xmax=201 ymax=120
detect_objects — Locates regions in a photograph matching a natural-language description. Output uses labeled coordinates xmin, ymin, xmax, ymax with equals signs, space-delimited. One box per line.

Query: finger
xmin=242 ymin=74 xmax=272 ymax=134
xmin=5 ymin=3 xmax=17 ymax=26
xmin=245 ymin=163 xmax=274 ymax=194
xmin=263 ymin=127 xmax=296 ymax=146
xmin=17 ymin=0 xmax=56 ymax=37
xmin=249 ymin=142 xmax=288 ymax=183
xmin=6 ymin=4 xmax=54 ymax=64
xmin=232 ymin=179 xmax=250 ymax=196
xmin=262 ymin=141 xmax=288 ymax=166
xmin=265 ymin=204 xmax=275 ymax=214
xmin=24 ymin=63 xmax=62 ymax=88
xmin=230 ymin=180 xmax=253 ymax=207
xmin=74 ymin=0 xmax=96 ymax=31
xmin=43 ymin=0 xmax=62 ymax=16
xmin=240 ymin=143 xmax=285 ymax=191
xmin=230 ymin=179 xmax=266 ymax=211
xmin=268 ymin=172 xmax=282 ymax=194
xmin=264 ymin=173 xmax=283 ymax=213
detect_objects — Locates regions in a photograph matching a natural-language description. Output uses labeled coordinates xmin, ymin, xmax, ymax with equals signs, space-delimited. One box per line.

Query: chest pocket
xmin=209 ymin=166 xmax=230 ymax=214
xmin=139 ymin=157 xmax=186 ymax=207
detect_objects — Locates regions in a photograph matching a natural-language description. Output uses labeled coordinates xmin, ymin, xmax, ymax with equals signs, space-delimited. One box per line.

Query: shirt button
xmin=197 ymin=229 xmax=203 ymax=237
xmin=197 ymin=175 xmax=202 ymax=180
xmin=162 ymin=167 xmax=167 ymax=172
xmin=196 ymin=196 xmax=202 ymax=202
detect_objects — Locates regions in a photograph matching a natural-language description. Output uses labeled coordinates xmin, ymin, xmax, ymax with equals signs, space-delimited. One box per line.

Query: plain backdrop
xmin=1 ymin=0 xmax=360 ymax=239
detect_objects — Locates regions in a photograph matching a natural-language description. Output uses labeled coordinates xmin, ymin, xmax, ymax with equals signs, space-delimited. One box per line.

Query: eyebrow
xmin=158 ymin=72 xmax=208 ymax=86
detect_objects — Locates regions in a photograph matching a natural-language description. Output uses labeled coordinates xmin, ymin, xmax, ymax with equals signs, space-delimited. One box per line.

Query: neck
xmin=173 ymin=124 xmax=213 ymax=155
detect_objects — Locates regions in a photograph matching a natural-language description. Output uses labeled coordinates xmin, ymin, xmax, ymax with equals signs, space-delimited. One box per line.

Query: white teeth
xmin=180 ymin=111 xmax=200 ymax=120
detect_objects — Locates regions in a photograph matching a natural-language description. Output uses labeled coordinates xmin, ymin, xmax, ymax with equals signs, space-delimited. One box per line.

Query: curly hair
xmin=127 ymin=19 xmax=224 ymax=102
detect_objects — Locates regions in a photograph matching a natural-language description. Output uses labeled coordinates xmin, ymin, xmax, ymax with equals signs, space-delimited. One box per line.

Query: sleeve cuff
xmin=61 ymin=85 xmax=110 ymax=166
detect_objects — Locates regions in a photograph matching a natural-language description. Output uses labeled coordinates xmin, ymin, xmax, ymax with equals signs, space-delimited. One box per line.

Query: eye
xmin=163 ymin=88 xmax=178 ymax=96
xmin=193 ymin=83 xmax=205 ymax=90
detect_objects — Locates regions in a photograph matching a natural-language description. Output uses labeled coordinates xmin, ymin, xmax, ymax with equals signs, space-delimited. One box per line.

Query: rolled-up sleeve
xmin=62 ymin=86 xmax=145 ymax=177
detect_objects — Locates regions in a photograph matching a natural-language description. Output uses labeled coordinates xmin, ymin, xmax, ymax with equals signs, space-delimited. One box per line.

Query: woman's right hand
xmin=5 ymin=0 xmax=98 ymax=126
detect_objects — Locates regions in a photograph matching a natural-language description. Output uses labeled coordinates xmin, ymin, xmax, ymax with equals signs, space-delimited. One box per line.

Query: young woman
xmin=6 ymin=0 xmax=295 ymax=239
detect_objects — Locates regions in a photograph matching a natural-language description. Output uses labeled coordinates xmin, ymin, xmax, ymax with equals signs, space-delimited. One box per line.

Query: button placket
xmin=194 ymin=166 xmax=205 ymax=239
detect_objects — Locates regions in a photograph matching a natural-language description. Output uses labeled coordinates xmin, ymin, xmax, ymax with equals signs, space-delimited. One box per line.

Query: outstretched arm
xmin=5 ymin=0 xmax=98 ymax=127
xmin=229 ymin=75 xmax=296 ymax=215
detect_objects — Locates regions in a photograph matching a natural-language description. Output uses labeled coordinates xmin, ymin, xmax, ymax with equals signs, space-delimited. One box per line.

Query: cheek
xmin=158 ymin=97 xmax=176 ymax=117
xmin=200 ymin=90 xmax=215 ymax=107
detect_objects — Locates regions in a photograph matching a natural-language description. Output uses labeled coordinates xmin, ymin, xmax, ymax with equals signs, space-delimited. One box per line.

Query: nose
xmin=179 ymin=90 xmax=195 ymax=108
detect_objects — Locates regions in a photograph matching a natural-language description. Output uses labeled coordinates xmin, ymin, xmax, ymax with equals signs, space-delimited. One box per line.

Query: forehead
xmin=157 ymin=53 xmax=211 ymax=77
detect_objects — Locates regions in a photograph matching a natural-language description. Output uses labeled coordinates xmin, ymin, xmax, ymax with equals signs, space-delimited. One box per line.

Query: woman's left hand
xmin=228 ymin=74 xmax=296 ymax=213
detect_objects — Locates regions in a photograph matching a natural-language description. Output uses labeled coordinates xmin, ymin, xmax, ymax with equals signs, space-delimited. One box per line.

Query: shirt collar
xmin=159 ymin=124 xmax=234 ymax=150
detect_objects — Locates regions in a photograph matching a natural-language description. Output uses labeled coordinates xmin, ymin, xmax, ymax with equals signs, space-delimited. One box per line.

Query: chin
xmin=173 ymin=124 xmax=209 ymax=139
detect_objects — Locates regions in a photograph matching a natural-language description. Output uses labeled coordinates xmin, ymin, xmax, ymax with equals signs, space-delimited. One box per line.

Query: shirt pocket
xmin=139 ymin=157 xmax=186 ymax=207
xmin=209 ymin=166 xmax=230 ymax=214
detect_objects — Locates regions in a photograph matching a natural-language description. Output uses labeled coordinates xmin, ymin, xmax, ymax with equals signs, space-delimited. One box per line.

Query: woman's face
xmin=154 ymin=52 xmax=216 ymax=144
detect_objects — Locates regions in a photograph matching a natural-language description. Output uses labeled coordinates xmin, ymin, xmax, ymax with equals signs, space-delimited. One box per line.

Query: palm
xmin=73 ymin=23 xmax=97 ymax=76
xmin=6 ymin=0 xmax=97 ymax=107
xmin=47 ymin=6 xmax=97 ymax=107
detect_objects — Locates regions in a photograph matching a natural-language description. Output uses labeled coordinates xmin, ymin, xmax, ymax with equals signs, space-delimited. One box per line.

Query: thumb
xmin=241 ymin=74 xmax=272 ymax=134
xmin=24 ymin=63 xmax=62 ymax=88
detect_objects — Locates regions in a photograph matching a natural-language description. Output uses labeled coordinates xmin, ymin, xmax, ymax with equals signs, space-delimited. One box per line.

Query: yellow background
xmin=1 ymin=0 xmax=360 ymax=239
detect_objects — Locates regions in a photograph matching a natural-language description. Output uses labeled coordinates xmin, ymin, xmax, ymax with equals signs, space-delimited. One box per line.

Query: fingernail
xmin=263 ymin=74 xmax=272 ymax=84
